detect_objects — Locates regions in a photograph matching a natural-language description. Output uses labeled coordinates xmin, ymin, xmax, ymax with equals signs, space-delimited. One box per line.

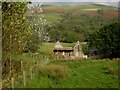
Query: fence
xmin=7 ymin=55 xmax=50 ymax=88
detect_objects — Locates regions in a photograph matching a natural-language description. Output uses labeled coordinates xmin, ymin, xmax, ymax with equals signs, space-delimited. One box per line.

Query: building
xmin=53 ymin=41 xmax=73 ymax=56
xmin=53 ymin=41 xmax=85 ymax=58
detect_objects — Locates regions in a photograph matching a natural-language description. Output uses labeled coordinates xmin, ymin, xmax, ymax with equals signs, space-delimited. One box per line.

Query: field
xmin=13 ymin=59 xmax=119 ymax=88
xmin=41 ymin=4 xmax=118 ymax=23
xmin=5 ymin=43 xmax=119 ymax=88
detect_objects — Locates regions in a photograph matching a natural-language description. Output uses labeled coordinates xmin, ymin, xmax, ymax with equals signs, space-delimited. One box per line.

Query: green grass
xmin=14 ymin=59 xmax=119 ymax=88
xmin=39 ymin=43 xmax=55 ymax=54
xmin=42 ymin=4 xmax=118 ymax=10
xmin=52 ymin=60 xmax=118 ymax=88
xmin=6 ymin=42 xmax=119 ymax=88
xmin=43 ymin=13 xmax=62 ymax=23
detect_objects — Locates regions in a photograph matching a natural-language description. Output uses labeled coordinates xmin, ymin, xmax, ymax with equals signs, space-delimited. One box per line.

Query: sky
xmin=31 ymin=0 xmax=119 ymax=2
xmin=30 ymin=0 xmax=120 ymax=7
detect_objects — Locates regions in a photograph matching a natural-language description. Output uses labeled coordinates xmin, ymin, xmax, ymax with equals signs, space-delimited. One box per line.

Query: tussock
xmin=37 ymin=64 xmax=69 ymax=80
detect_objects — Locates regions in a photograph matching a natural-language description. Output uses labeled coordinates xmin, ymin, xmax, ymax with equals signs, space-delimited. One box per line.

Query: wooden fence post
xmin=23 ymin=71 xmax=26 ymax=86
xmin=30 ymin=67 xmax=33 ymax=79
xmin=21 ymin=60 xmax=23 ymax=72
xmin=11 ymin=77 xmax=14 ymax=89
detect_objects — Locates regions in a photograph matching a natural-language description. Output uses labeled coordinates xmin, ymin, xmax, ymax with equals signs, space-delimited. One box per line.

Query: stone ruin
xmin=53 ymin=41 xmax=86 ymax=59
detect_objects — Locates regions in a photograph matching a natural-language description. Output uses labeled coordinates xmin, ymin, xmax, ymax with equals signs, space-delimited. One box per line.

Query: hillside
xmin=28 ymin=4 xmax=119 ymax=42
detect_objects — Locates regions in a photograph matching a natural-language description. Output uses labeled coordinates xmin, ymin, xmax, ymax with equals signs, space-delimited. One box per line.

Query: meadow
xmin=5 ymin=43 xmax=119 ymax=88
xmin=13 ymin=59 xmax=119 ymax=88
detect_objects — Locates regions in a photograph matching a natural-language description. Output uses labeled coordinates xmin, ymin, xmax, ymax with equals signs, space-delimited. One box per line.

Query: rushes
xmin=37 ymin=64 xmax=69 ymax=80
xmin=104 ymin=65 xmax=118 ymax=75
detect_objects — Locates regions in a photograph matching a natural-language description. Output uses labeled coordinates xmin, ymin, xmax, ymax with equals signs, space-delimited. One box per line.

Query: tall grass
xmin=105 ymin=65 xmax=118 ymax=75
xmin=37 ymin=64 xmax=69 ymax=80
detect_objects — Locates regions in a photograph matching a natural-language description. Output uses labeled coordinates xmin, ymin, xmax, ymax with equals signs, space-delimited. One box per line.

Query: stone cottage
xmin=53 ymin=41 xmax=85 ymax=58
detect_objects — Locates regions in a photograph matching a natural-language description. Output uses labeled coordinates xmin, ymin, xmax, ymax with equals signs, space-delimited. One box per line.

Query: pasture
xmin=5 ymin=43 xmax=119 ymax=88
xmin=12 ymin=59 xmax=119 ymax=88
xmin=42 ymin=4 xmax=118 ymax=23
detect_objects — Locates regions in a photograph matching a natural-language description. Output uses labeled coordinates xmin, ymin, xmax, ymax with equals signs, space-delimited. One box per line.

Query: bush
xmin=82 ymin=43 xmax=89 ymax=55
xmin=88 ymin=22 xmax=120 ymax=58
xmin=24 ymin=32 xmax=40 ymax=53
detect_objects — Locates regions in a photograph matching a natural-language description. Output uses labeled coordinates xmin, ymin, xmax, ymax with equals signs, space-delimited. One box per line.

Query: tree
xmin=64 ymin=32 xmax=78 ymax=43
xmin=88 ymin=22 xmax=120 ymax=58
xmin=24 ymin=6 xmax=51 ymax=52
xmin=2 ymin=2 xmax=31 ymax=59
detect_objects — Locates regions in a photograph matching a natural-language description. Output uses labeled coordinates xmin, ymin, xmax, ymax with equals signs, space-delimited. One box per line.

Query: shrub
xmin=24 ymin=32 xmax=40 ymax=53
xmin=82 ymin=43 xmax=89 ymax=55
xmin=88 ymin=22 xmax=120 ymax=58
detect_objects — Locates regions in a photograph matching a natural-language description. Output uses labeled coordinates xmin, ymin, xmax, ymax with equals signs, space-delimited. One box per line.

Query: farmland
xmin=3 ymin=43 xmax=119 ymax=88
xmin=41 ymin=4 xmax=118 ymax=23
xmin=7 ymin=55 xmax=119 ymax=88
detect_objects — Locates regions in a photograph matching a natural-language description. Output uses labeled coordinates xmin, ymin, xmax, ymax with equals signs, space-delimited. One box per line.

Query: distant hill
xmin=28 ymin=4 xmax=118 ymax=42
xmin=39 ymin=4 xmax=118 ymax=23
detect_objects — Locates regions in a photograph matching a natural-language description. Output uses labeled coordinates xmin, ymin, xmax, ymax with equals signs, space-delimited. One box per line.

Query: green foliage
xmin=24 ymin=32 xmax=40 ymax=53
xmin=45 ymin=9 xmax=114 ymax=43
xmin=37 ymin=4 xmax=118 ymax=43
xmin=2 ymin=2 xmax=30 ymax=57
xmin=82 ymin=43 xmax=89 ymax=55
xmin=88 ymin=22 xmax=120 ymax=58
xmin=48 ymin=29 xmax=63 ymax=42
xmin=63 ymin=32 xmax=79 ymax=43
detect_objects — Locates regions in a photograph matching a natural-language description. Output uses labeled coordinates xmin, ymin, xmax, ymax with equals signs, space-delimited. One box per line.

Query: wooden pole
xmin=30 ymin=67 xmax=33 ymax=79
xmin=10 ymin=35 xmax=12 ymax=75
xmin=11 ymin=77 xmax=14 ymax=89
xmin=21 ymin=60 xmax=23 ymax=72
xmin=23 ymin=71 xmax=26 ymax=86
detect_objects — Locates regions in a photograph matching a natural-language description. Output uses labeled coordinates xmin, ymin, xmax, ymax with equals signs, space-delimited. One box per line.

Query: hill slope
xmin=28 ymin=4 xmax=119 ymax=42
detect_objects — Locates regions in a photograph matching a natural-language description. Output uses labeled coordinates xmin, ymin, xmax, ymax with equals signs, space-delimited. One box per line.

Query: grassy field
xmin=6 ymin=43 xmax=119 ymax=88
xmin=41 ymin=4 xmax=118 ymax=23
xmin=42 ymin=4 xmax=118 ymax=11
xmin=13 ymin=59 xmax=118 ymax=88
xmin=43 ymin=13 xmax=62 ymax=23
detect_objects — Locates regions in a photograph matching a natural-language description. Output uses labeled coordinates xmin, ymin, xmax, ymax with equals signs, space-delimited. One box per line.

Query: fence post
xmin=30 ymin=67 xmax=33 ymax=79
xmin=23 ymin=71 xmax=26 ymax=86
xmin=11 ymin=77 xmax=14 ymax=89
xmin=21 ymin=60 xmax=23 ymax=72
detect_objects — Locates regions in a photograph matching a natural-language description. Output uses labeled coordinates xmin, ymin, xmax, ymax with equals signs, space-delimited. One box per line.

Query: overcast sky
xmin=31 ymin=0 xmax=119 ymax=2
xmin=30 ymin=0 xmax=119 ymax=7
xmin=29 ymin=0 xmax=120 ymax=8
